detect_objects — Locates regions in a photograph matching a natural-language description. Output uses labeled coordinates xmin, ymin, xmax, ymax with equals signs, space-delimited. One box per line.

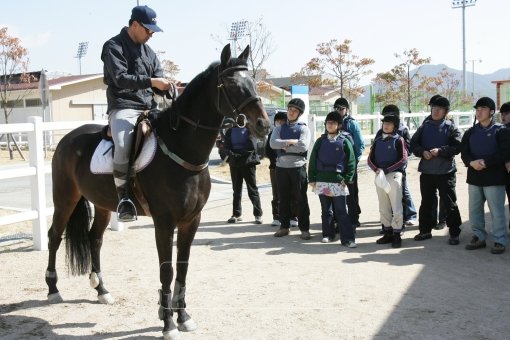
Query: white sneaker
xmin=405 ymin=220 xmax=417 ymax=226
xmin=321 ymin=237 xmax=330 ymax=243
xmin=290 ymin=219 xmax=298 ymax=227
xmin=271 ymin=220 xmax=281 ymax=227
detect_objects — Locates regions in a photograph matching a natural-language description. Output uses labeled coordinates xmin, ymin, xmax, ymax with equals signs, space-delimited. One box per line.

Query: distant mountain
xmin=357 ymin=64 xmax=509 ymax=108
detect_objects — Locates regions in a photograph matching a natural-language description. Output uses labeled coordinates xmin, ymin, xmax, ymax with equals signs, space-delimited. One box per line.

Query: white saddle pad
xmin=90 ymin=133 xmax=157 ymax=174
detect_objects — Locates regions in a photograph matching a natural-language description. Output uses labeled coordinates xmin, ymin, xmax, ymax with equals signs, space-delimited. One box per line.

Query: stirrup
xmin=117 ymin=198 xmax=137 ymax=222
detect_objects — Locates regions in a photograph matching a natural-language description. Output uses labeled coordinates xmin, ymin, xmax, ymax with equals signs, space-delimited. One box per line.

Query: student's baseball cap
xmin=131 ymin=5 xmax=163 ymax=32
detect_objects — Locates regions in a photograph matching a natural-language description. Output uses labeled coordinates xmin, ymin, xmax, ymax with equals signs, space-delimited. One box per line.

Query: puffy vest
xmin=316 ymin=135 xmax=346 ymax=173
xmin=421 ymin=119 xmax=451 ymax=150
xmin=341 ymin=131 xmax=357 ymax=155
xmin=469 ymin=123 xmax=503 ymax=159
xmin=278 ymin=122 xmax=307 ymax=157
xmin=374 ymin=134 xmax=401 ymax=168
xmin=230 ymin=127 xmax=249 ymax=151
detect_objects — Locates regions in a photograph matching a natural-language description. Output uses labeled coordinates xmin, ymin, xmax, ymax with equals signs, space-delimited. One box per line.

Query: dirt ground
xmin=1 ymin=158 xmax=510 ymax=339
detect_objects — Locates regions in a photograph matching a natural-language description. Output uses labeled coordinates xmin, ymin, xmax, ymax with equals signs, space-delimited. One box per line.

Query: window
xmin=25 ymin=98 xmax=42 ymax=107
xmin=6 ymin=100 xmax=24 ymax=108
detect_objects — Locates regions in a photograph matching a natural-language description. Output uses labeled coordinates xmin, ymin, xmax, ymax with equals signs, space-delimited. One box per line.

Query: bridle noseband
xmin=215 ymin=65 xmax=260 ymax=126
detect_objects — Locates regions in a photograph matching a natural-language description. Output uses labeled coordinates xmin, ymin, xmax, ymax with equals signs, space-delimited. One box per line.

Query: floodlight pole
xmin=74 ymin=41 xmax=89 ymax=75
xmin=229 ymin=20 xmax=248 ymax=57
xmin=467 ymin=59 xmax=482 ymax=97
xmin=452 ymin=0 xmax=477 ymax=97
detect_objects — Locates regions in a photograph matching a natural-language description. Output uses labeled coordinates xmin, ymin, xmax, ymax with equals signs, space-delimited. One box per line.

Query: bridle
xmin=215 ymin=65 xmax=260 ymax=125
xmin=160 ymin=63 xmax=260 ymax=171
xmin=169 ymin=64 xmax=260 ymax=132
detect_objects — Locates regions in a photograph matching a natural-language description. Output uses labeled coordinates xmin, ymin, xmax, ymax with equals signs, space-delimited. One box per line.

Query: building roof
xmin=0 ymin=72 xmax=103 ymax=91
xmin=492 ymin=79 xmax=510 ymax=84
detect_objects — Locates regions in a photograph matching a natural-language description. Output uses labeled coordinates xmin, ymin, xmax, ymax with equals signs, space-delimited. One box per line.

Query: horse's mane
xmin=158 ymin=55 xmax=246 ymax=126
xmin=175 ymin=61 xmax=220 ymax=107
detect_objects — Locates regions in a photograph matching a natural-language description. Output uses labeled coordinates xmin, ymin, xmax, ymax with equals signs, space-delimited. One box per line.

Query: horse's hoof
xmin=163 ymin=329 xmax=180 ymax=340
xmin=178 ymin=318 xmax=197 ymax=332
xmin=47 ymin=292 xmax=63 ymax=303
xmin=98 ymin=293 xmax=115 ymax=304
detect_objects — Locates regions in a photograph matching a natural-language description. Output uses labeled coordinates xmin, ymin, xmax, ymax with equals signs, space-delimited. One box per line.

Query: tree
xmin=374 ymin=48 xmax=432 ymax=113
xmin=0 ymin=27 xmax=36 ymax=159
xmin=160 ymin=59 xmax=180 ymax=81
xmin=211 ymin=18 xmax=275 ymax=81
xmin=299 ymin=39 xmax=375 ymax=100
xmin=425 ymin=68 xmax=472 ymax=111
xmin=243 ymin=19 xmax=275 ymax=81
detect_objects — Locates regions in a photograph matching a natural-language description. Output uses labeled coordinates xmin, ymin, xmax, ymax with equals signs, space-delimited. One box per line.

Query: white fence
xmin=310 ymin=111 xmax=475 ymax=144
xmin=0 ymin=117 xmax=107 ymax=251
xmin=0 ymin=112 xmax=475 ymax=251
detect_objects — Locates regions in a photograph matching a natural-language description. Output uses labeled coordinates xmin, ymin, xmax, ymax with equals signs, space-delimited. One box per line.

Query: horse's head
xmin=214 ymin=44 xmax=270 ymax=139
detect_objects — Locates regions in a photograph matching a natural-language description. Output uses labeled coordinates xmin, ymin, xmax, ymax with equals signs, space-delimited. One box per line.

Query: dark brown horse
xmin=45 ymin=44 xmax=270 ymax=339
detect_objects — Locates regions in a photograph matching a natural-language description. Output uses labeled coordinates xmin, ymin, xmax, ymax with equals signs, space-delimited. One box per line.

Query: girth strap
xmin=157 ymin=136 xmax=208 ymax=172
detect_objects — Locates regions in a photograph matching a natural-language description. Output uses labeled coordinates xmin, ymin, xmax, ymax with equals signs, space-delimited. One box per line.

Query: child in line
xmin=367 ymin=107 xmax=408 ymax=248
xmin=309 ymin=111 xmax=356 ymax=247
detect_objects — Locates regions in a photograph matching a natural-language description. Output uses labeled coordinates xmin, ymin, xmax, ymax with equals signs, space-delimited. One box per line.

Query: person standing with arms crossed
xmin=101 ymin=5 xmax=173 ymax=221
xmin=270 ymin=98 xmax=312 ymax=240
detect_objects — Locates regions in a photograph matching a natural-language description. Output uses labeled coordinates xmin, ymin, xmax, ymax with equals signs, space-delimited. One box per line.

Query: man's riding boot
xmin=113 ymin=168 xmax=137 ymax=222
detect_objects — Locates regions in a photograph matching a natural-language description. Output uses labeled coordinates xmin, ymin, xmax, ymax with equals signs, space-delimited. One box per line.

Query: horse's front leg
xmin=173 ymin=215 xmax=200 ymax=332
xmin=88 ymin=207 xmax=114 ymax=304
xmin=155 ymin=219 xmax=180 ymax=340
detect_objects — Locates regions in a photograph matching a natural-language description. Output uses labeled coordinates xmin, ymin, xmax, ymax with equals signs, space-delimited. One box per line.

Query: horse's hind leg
xmin=46 ymin=193 xmax=81 ymax=303
xmin=173 ymin=216 xmax=200 ymax=332
xmin=88 ymin=206 xmax=114 ymax=304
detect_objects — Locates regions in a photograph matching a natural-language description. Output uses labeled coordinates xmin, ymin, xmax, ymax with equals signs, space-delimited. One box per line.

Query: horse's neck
xmin=160 ymin=107 xmax=221 ymax=165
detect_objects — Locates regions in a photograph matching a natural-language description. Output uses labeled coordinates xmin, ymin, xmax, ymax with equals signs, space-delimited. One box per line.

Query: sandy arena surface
xmin=1 ymin=158 xmax=509 ymax=339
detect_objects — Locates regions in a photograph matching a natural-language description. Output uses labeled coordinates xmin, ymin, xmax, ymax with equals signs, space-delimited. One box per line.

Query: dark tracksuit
xmin=410 ymin=118 xmax=462 ymax=237
xmin=225 ymin=127 xmax=262 ymax=218
xmin=265 ymin=130 xmax=298 ymax=221
xmin=342 ymin=116 xmax=365 ymax=225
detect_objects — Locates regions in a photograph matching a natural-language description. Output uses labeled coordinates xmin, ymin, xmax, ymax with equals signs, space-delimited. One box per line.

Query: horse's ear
xmin=220 ymin=44 xmax=231 ymax=66
xmin=238 ymin=45 xmax=250 ymax=61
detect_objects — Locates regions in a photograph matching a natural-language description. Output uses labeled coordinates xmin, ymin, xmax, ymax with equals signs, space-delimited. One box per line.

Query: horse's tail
xmin=65 ymin=196 xmax=92 ymax=276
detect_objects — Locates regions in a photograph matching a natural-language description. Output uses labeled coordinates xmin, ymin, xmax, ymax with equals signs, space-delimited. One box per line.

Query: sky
xmin=1 ymin=0 xmax=509 ymax=84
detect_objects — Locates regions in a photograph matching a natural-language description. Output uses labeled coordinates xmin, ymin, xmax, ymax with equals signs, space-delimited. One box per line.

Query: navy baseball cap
xmin=131 ymin=5 xmax=163 ymax=32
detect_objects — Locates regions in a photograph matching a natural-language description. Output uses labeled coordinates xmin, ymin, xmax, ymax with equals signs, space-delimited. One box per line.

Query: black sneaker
xmin=414 ymin=232 xmax=432 ymax=241
xmin=448 ymin=236 xmax=460 ymax=245
xmin=465 ymin=236 xmax=486 ymax=250
xmin=274 ymin=228 xmax=290 ymax=237
xmin=392 ymin=234 xmax=402 ymax=248
xmin=227 ymin=216 xmax=242 ymax=223
xmin=435 ymin=222 xmax=446 ymax=230
xmin=376 ymin=233 xmax=394 ymax=244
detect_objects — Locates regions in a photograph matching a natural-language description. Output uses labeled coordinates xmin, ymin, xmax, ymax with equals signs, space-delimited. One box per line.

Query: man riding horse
xmin=101 ymin=5 xmax=173 ymax=222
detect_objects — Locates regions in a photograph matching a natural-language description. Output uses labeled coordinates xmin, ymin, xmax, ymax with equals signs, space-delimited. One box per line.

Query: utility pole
xmin=228 ymin=20 xmax=248 ymax=57
xmin=452 ymin=0 xmax=477 ymax=97
xmin=74 ymin=42 xmax=89 ymax=75
xmin=467 ymin=59 xmax=482 ymax=97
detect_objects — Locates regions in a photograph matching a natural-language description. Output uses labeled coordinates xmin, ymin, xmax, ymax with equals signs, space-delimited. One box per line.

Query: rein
xmin=157 ymin=136 xmax=208 ymax=172
xmin=159 ymin=64 xmax=258 ymax=172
